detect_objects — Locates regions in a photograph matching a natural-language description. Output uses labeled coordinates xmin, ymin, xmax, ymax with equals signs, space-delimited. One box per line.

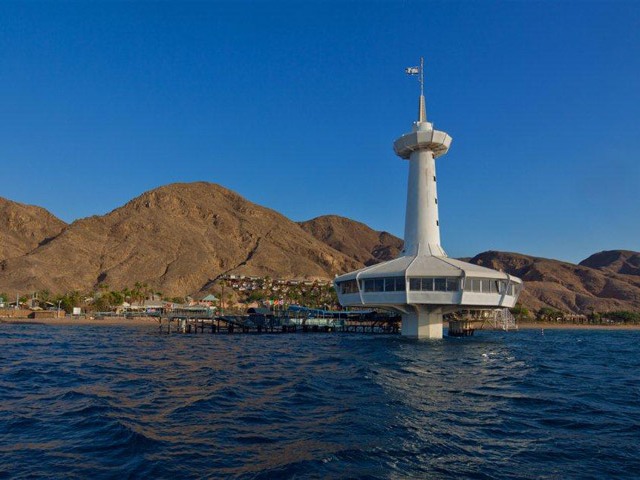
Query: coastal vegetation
xmin=2 ymin=275 xmax=340 ymax=316
xmin=510 ymin=303 xmax=640 ymax=325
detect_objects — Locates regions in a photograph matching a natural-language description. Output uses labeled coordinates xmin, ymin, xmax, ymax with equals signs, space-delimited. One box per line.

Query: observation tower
xmin=334 ymin=59 xmax=522 ymax=339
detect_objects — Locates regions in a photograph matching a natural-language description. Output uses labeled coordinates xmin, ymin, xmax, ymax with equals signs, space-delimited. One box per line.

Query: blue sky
xmin=1 ymin=1 xmax=638 ymax=263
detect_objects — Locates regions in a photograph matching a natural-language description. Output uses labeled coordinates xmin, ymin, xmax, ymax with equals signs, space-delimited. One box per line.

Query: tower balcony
xmin=394 ymin=126 xmax=452 ymax=159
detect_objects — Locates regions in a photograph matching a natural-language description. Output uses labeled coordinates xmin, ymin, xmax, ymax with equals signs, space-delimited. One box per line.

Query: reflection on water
xmin=1 ymin=325 xmax=640 ymax=478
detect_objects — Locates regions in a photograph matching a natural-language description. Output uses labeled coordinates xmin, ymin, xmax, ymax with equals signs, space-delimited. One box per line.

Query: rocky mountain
xmin=0 ymin=197 xmax=66 ymax=262
xmin=0 ymin=183 xmax=360 ymax=296
xmin=299 ymin=219 xmax=640 ymax=314
xmin=0 ymin=184 xmax=638 ymax=315
xmin=298 ymin=215 xmax=403 ymax=266
xmin=579 ymin=250 xmax=640 ymax=276
xmin=470 ymin=251 xmax=640 ymax=314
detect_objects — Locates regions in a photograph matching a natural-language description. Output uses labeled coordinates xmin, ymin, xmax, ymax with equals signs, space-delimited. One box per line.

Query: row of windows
xmin=337 ymin=277 xmax=406 ymax=294
xmin=465 ymin=279 xmax=517 ymax=296
xmin=409 ymin=277 xmax=459 ymax=292
xmin=338 ymin=277 xmax=519 ymax=296
xmin=362 ymin=277 xmax=406 ymax=292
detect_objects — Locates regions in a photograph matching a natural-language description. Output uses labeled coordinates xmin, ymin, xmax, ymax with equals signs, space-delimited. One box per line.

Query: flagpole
xmin=420 ymin=56 xmax=424 ymax=97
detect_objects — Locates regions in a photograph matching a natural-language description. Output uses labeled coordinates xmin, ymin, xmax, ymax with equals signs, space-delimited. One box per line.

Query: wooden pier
xmin=157 ymin=313 xmax=400 ymax=335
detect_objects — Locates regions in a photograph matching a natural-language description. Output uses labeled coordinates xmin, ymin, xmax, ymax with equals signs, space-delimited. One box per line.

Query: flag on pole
xmin=405 ymin=66 xmax=420 ymax=75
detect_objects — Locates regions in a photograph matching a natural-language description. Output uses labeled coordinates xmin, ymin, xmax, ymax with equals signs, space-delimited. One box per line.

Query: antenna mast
xmin=420 ymin=56 xmax=424 ymax=97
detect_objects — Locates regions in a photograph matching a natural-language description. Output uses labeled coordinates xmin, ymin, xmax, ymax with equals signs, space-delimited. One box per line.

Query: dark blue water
xmin=1 ymin=325 xmax=639 ymax=479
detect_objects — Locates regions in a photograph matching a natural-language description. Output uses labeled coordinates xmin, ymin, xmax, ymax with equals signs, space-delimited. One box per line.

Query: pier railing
xmin=157 ymin=312 xmax=401 ymax=335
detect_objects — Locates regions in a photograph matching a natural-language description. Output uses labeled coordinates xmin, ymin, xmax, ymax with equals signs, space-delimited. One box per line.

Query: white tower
xmin=396 ymin=93 xmax=450 ymax=257
xmin=333 ymin=58 xmax=522 ymax=339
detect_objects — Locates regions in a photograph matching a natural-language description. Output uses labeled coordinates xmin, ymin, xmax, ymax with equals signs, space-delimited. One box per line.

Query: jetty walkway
xmin=156 ymin=309 xmax=401 ymax=335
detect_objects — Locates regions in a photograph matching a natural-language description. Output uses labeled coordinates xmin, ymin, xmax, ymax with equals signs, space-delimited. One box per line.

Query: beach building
xmin=334 ymin=59 xmax=522 ymax=339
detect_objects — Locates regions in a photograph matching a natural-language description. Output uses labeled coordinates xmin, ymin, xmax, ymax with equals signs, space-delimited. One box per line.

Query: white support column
xmin=401 ymin=306 xmax=443 ymax=339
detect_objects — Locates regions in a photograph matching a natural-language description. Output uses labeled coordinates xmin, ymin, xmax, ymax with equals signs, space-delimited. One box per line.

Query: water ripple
xmin=1 ymin=326 xmax=640 ymax=478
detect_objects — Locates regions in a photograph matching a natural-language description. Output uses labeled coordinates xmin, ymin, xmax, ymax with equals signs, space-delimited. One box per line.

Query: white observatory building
xmin=334 ymin=60 xmax=522 ymax=339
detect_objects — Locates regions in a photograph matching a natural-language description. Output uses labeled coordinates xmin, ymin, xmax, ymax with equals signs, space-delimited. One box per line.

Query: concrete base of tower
xmin=401 ymin=308 xmax=443 ymax=339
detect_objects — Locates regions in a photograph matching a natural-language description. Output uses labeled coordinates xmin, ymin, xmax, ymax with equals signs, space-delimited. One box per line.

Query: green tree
xmin=37 ymin=289 xmax=51 ymax=304
xmin=604 ymin=311 xmax=640 ymax=324
xmin=55 ymin=291 xmax=82 ymax=313
xmin=537 ymin=307 xmax=564 ymax=322
xmin=132 ymin=282 xmax=144 ymax=304
xmin=510 ymin=303 xmax=531 ymax=320
xmin=110 ymin=291 xmax=124 ymax=306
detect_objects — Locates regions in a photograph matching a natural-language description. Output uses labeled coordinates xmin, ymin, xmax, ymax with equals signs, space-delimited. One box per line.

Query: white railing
xmin=489 ymin=308 xmax=518 ymax=331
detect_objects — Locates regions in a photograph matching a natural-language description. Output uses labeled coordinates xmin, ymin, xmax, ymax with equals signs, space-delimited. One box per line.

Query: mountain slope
xmin=0 ymin=197 xmax=66 ymax=262
xmin=470 ymin=251 xmax=640 ymax=314
xmin=0 ymin=186 xmax=638 ymax=315
xmin=0 ymin=183 xmax=360 ymax=295
xmin=298 ymin=215 xmax=403 ymax=266
xmin=579 ymin=250 xmax=640 ymax=276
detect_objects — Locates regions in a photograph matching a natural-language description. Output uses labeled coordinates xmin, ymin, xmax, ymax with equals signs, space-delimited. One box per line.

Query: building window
xmin=364 ymin=279 xmax=385 ymax=292
xmin=464 ymin=278 xmax=513 ymax=294
xmin=436 ymin=220 xmax=439 ymax=226
xmin=408 ymin=277 xmax=460 ymax=292
xmin=435 ymin=198 xmax=438 ymax=204
xmin=362 ymin=277 xmax=406 ymax=292
xmin=339 ymin=280 xmax=359 ymax=294
xmin=465 ymin=278 xmax=480 ymax=292
xmin=433 ymin=176 xmax=436 ymax=182
xmin=384 ymin=278 xmax=395 ymax=292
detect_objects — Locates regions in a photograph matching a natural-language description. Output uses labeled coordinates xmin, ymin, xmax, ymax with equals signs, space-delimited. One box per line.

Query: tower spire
xmin=406 ymin=57 xmax=426 ymax=122
xmin=418 ymin=57 xmax=426 ymax=122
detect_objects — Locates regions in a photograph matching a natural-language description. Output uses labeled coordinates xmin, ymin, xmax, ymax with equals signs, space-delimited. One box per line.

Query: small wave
xmin=3 ymin=325 xmax=640 ymax=479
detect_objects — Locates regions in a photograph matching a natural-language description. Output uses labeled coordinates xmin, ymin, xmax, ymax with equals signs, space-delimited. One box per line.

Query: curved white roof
xmin=335 ymin=255 xmax=521 ymax=283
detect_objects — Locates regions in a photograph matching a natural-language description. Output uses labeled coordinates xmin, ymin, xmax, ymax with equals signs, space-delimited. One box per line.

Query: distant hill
xmin=0 ymin=197 xmax=66 ymax=262
xmin=579 ymin=250 xmax=640 ymax=276
xmin=0 ymin=183 xmax=360 ymax=296
xmin=298 ymin=215 xmax=403 ymax=266
xmin=0 ymin=183 xmax=638 ymax=315
xmin=470 ymin=251 xmax=640 ymax=314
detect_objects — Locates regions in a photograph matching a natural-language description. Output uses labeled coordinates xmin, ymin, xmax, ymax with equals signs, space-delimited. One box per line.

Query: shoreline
xmin=0 ymin=316 xmax=159 ymax=327
xmin=2 ymin=316 xmax=639 ymax=331
xmin=515 ymin=321 xmax=640 ymax=331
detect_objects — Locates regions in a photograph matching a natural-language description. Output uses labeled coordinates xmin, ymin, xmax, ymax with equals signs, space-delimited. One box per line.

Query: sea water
xmin=1 ymin=325 xmax=639 ymax=479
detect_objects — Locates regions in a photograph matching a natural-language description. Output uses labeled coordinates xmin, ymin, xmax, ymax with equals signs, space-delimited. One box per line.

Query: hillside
xmin=579 ymin=250 xmax=640 ymax=276
xmin=0 ymin=197 xmax=67 ymax=262
xmin=0 ymin=183 xmax=360 ymax=295
xmin=0 ymin=185 xmax=638 ymax=315
xmin=298 ymin=215 xmax=403 ymax=266
xmin=299 ymin=219 xmax=640 ymax=314
xmin=470 ymin=251 xmax=640 ymax=314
